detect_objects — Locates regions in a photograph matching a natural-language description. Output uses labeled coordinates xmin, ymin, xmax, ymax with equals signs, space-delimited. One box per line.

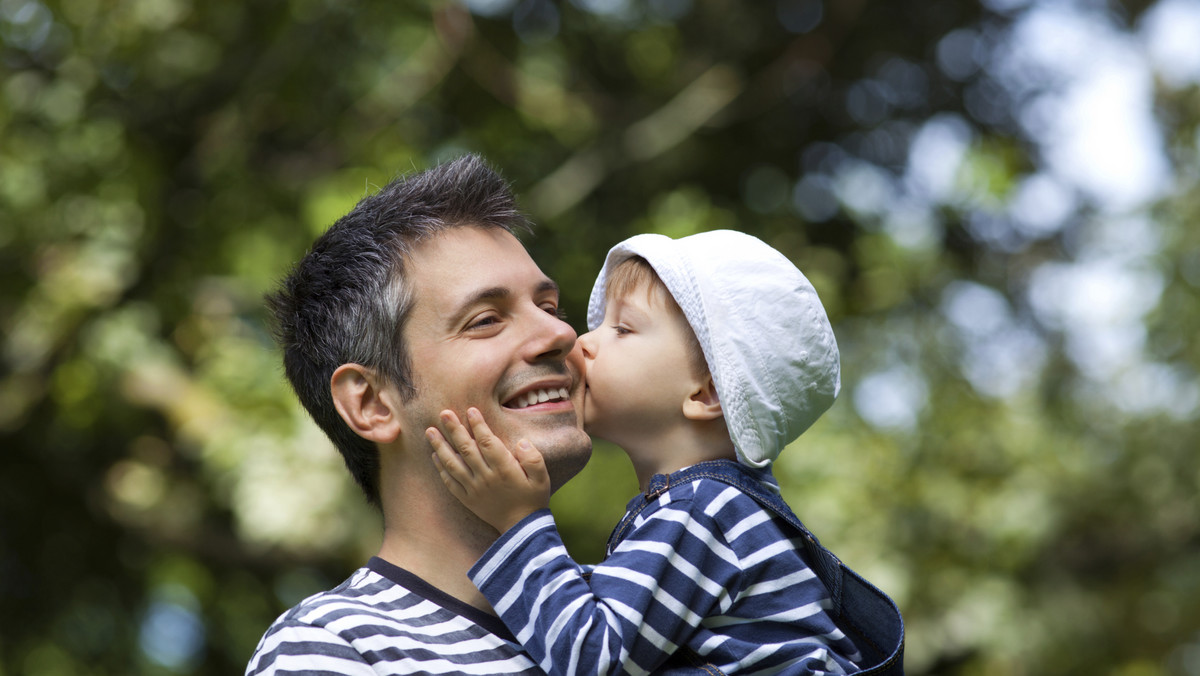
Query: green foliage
xmin=2 ymin=0 xmax=1199 ymax=674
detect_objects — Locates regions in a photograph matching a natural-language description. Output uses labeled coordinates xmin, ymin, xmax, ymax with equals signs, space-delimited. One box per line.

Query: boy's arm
xmin=468 ymin=493 xmax=741 ymax=676
xmin=428 ymin=407 xmax=551 ymax=534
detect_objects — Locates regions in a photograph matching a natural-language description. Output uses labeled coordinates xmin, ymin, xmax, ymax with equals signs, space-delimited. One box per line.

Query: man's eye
xmin=467 ymin=316 xmax=499 ymax=330
xmin=543 ymin=305 xmax=567 ymax=320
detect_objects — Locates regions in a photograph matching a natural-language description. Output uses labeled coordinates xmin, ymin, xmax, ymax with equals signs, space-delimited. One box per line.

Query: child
xmin=429 ymin=230 xmax=904 ymax=675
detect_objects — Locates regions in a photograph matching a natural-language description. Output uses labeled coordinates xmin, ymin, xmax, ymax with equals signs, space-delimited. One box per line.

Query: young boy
xmin=429 ymin=230 xmax=903 ymax=675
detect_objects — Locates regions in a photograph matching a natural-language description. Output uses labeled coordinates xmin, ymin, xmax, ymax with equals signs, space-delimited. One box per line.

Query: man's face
xmin=399 ymin=226 xmax=591 ymax=490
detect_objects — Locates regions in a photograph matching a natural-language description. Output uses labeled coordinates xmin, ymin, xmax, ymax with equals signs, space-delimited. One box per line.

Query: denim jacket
xmin=614 ymin=460 xmax=905 ymax=676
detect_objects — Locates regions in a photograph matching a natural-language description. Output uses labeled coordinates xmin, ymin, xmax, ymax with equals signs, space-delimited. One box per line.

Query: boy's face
xmin=577 ymin=280 xmax=702 ymax=450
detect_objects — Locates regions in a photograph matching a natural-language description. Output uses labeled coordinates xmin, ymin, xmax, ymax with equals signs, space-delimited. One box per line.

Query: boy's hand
xmin=428 ymin=407 xmax=551 ymax=534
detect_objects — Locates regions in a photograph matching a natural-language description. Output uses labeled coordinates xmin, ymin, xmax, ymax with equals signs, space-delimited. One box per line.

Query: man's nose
xmin=528 ymin=308 xmax=578 ymax=362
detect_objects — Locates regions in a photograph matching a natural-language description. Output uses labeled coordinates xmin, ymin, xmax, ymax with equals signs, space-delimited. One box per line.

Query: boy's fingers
xmin=511 ymin=438 xmax=537 ymax=464
xmin=438 ymin=409 xmax=468 ymax=446
xmin=439 ymin=410 xmax=490 ymax=474
xmin=430 ymin=451 xmax=465 ymax=497
xmin=466 ymin=408 xmax=511 ymax=468
xmin=427 ymin=426 xmax=476 ymax=483
xmin=514 ymin=439 xmax=550 ymax=486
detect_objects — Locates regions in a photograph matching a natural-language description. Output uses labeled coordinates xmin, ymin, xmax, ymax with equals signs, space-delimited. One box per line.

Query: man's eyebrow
xmin=536 ymin=279 xmax=560 ymax=296
xmin=449 ymin=287 xmax=511 ymax=326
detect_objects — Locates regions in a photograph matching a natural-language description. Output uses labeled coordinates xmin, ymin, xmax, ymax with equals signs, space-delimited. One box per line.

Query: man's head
xmin=266 ymin=155 xmax=590 ymax=505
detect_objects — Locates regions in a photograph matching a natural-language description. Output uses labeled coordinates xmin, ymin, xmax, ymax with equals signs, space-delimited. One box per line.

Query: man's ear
xmin=682 ymin=376 xmax=723 ymax=421
xmin=330 ymin=364 xmax=403 ymax=444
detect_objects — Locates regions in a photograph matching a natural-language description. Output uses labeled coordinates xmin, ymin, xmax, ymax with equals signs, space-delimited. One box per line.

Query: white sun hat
xmin=587 ymin=230 xmax=840 ymax=468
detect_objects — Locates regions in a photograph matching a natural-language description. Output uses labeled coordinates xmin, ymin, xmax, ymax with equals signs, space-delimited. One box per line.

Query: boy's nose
xmin=577 ymin=329 xmax=597 ymax=360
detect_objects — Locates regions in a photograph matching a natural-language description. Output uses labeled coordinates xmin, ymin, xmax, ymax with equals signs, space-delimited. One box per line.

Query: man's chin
xmin=533 ymin=426 xmax=593 ymax=492
xmin=546 ymin=444 xmax=593 ymax=493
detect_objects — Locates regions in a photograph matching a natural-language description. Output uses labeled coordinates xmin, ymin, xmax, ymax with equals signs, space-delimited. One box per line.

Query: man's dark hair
xmin=265 ymin=154 xmax=530 ymax=506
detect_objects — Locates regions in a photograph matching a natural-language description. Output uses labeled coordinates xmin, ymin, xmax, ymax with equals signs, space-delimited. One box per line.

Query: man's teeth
xmin=511 ymin=387 xmax=571 ymax=409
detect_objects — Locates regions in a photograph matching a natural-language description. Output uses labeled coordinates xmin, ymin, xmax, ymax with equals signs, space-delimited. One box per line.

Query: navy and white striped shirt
xmin=246 ymin=557 xmax=542 ymax=675
xmin=470 ymin=471 xmax=862 ymax=676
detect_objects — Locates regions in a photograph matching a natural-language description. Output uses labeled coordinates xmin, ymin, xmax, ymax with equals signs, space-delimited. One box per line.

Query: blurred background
xmin=2 ymin=0 xmax=1199 ymax=673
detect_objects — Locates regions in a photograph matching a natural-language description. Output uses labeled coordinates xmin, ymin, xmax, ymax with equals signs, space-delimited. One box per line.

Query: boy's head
xmin=604 ymin=257 xmax=707 ymax=378
xmin=578 ymin=256 xmax=722 ymax=456
xmin=585 ymin=230 xmax=841 ymax=468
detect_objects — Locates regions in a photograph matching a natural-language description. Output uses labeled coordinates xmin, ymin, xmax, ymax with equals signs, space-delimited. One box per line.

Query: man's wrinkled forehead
xmin=404 ymin=225 xmax=555 ymax=315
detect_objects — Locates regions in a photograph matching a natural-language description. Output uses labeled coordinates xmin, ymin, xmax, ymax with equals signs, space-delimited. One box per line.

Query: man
xmin=245 ymin=154 xmax=592 ymax=674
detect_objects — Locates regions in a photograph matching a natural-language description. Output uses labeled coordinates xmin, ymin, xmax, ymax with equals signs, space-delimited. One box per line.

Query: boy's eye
xmin=612 ymin=324 xmax=631 ymax=335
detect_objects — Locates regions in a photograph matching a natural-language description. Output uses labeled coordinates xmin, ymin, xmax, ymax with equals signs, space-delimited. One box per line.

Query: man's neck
xmin=375 ymin=461 xmax=502 ymax=613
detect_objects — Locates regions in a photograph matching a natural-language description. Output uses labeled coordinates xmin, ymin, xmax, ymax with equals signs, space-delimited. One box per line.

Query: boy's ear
xmin=682 ymin=376 xmax=723 ymax=421
xmin=330 ymin=364 xmax=403 ymax=444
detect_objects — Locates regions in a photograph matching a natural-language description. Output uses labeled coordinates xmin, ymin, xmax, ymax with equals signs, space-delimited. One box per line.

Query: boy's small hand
xmin=428 ymin=407 xmax=551 ymax=534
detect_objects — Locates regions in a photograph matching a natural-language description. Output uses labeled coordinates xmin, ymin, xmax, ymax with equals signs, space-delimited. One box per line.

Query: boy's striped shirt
xmin=471 ymin=474 xmax=862 ymax=676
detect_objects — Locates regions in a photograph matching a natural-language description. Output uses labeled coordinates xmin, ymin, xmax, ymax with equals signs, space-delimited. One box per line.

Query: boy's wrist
xmin=469 ymin=508 xmax=556 ymax=587
xmin=492 ymin=505 xmax=541 ymax=534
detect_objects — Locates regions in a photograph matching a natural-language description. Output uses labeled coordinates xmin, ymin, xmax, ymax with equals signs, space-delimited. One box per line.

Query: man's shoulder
xmin=262 ymin=566 xmax=406 ymax=629
xmin=272 ymin=562 xmax=481 ymax=630
xmin=248 ymin=563 xmax=542 ymax=675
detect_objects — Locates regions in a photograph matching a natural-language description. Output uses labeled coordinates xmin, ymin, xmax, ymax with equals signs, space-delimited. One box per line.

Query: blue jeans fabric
xmin=618 ymin=459 xmax=905 ymax=676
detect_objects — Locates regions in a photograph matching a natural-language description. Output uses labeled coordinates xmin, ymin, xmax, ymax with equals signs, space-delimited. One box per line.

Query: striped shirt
xmin=470 ymin=471 xmax=862 ymax=676
xmin=245 ymin=557 xmax=542 ymax=675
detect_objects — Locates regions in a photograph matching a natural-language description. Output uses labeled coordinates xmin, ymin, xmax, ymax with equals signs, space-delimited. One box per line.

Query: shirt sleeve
xmin=469 ymin=501 xmax=743 ymax=676
xmin=245 ymin=620 xmax=379 ymax=676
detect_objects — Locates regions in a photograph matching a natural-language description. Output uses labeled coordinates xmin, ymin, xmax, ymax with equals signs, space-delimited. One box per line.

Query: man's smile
xmin=505 ymin=386 xmax=572 ymax=410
